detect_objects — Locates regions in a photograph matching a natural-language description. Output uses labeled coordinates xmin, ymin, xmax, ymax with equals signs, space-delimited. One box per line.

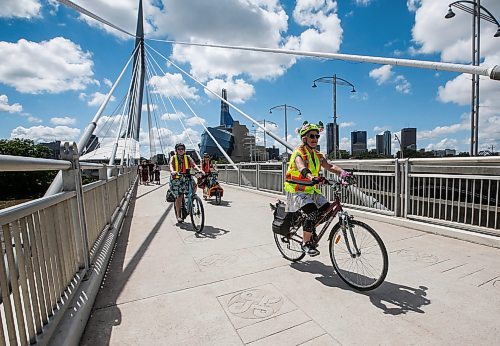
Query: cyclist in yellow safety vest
xmin=284 ymin=121 xmax=351 ymax=256
xmin=169 ymin=143 xmax=204 ymax=223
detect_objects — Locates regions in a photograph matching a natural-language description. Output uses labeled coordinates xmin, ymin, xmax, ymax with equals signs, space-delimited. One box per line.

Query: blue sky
xmin=1 ymin=0 xmax=499 ymax=157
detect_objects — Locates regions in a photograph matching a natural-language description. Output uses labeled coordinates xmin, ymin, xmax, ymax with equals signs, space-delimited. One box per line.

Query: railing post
xmin=256 ymin=163 xmax=260 ymax=190
xmin=238 ymin=164 xmax=242 ymax=186
xmin=99 ymin=164 xmax=111 ymax=225
xmin=394 ymin=159 xmax=400 ymax=217
xmin=60 ymin=142 xmax=90 ymax=270
xmin=282 ymin=162 xmax=287 ymax=195
xmin=404 ymin=159 xmax=410 ymax=218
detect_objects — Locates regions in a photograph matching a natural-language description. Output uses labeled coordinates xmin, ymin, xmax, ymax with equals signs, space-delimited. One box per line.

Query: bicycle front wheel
xmin=329 ymin=220 xmax=388 ymax=291
xmin=215 ymin=190 xmax=222 ymax=205
xmin=190 ymin=195 xmax=205 ymax=233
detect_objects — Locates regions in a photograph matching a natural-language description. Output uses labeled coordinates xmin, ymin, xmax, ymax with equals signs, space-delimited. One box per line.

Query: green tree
xmin=0 ymin=138 xmax=58 ymax=199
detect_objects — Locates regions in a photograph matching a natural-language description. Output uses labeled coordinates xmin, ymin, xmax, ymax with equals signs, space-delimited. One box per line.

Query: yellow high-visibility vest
xmin=284 ymin=146 xmax=322 ymax=194
xmin=173 ymin=154 xmax=190 ymax=173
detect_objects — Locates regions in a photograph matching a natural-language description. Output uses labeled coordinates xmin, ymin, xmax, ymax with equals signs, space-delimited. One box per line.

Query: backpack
xmin=272 ymin=201 xmax=294 ymax=236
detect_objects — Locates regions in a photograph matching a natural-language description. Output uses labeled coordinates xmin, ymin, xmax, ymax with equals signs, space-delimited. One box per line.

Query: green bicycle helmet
xmin=297 ymin=121 xmax=324 ymax=137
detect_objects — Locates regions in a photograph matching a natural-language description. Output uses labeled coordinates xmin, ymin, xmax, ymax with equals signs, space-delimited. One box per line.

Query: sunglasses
xmin=307 ymin=134 xmax=320 ymax=139
xmin=177 ymin=147 xmax=185 ymax=151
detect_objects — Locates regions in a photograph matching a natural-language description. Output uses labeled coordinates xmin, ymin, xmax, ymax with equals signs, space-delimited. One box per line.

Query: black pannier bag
xmin=166 ymin=189 xmax=175 ymax=202
xmin=272 ymin=202 xmax=294 ymax=236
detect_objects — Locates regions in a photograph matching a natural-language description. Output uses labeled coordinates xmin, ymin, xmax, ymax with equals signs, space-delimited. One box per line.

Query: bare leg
xmin=175 ymin=196 xmax=182 ymax=221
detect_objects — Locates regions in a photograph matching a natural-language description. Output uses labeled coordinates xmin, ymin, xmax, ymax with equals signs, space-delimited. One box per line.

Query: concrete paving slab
xmin=81 ymin=178 xmax=500 ymax=345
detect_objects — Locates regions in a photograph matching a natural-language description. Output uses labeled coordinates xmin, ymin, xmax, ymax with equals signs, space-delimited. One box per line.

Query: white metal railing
xmin=0 ymin=143 xmax=136 ymax=345
xmin=217 ymin=156 xmax=500 ymax=236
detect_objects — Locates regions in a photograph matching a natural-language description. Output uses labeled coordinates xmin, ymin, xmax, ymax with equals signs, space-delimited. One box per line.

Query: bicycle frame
xmin=290 ymin=183 xmax=362 ymax=258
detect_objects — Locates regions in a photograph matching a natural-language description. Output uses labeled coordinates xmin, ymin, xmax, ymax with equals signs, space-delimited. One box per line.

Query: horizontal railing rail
xmin=217 ymin=156 xmax=500 ymax=235
xmin=0 ymin=143 xmax=137 ymax=345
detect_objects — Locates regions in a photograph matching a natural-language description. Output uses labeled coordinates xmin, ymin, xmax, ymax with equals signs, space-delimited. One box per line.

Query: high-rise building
xmin=351 ymin=131 xmax=367 ymax=155
xmin=326 ymin=122 xmax=338 ymax=157
xmin=383 ymin=130 xmax=391 ymax=156
xmin=376 ymin=134 xmax=384 ymax=154
xmin=401 ymin=128 xmax=417 ymax=150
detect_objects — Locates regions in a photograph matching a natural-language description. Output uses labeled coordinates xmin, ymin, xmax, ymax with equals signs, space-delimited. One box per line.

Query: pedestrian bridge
xmin=0 ymin=151 xmax=499 ymax=345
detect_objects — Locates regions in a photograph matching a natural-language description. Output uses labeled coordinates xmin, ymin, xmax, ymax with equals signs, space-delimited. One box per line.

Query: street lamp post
xmin=252 ymin=119 xmax=277 ymax=161
xmin=312 ymin=74 xmax=356 ymax=160
xmin=445 ymin=1 xmax=500 ymax=156
xmin=269 ymin=104 xmax=301 ymax=154
xmin=394 ymin=134 xmax=403 ymax=159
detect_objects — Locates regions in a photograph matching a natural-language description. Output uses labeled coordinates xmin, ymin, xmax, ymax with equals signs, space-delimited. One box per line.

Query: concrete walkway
xmin=81 ymin=173 xmax=500 ymax=345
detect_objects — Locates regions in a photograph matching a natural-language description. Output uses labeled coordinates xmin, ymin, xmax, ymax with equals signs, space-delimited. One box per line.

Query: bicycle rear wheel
xmin=329 ymin=220 xmax=388 ymax=291
xmin=215 ymin=190 xmax=222 ymax=205
xmin=274 ymin=228 xmax=305 ymax=262
xmin=190 ymin=195 xmax=205 ymax=233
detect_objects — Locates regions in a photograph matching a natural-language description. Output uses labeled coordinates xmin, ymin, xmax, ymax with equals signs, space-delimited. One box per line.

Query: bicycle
xmin=172 ymin=172 xmax=205 ymax=233
xmin=201 ymin=172 xmax=224 ymax=205
xmin=271 ymin=176 xmax=388 ymax=291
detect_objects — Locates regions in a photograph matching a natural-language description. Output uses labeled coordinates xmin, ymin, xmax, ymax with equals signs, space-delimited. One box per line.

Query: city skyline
xmin=1 ymin=1 xmax=500 ymax=158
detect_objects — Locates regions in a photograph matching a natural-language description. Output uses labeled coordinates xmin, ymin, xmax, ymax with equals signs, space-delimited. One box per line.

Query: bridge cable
xmin=108 ymin=51 xmax=141 ymax=170
xmin=144 ymin=80 xmax=166 ymax=160
xmin=56 ymin=0 xmax=136 ymax=38
xmin=146 ymin=38 xmax=500 ymax=80
xmin=146 ymin=47 xmax=239 ymax=169
xmin=144 ymin=52 xmax=203 ymax=162
xmin=146 ymin=42 xmax=292 ymax=152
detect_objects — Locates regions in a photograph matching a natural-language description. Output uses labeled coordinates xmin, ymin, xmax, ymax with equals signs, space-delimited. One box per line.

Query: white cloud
xmin=374 ymin=126 xmax=390 ymax=133
xmin=139 ymin=126 xmax=201 ymax=156
xmin=0 ymin=94 xmax=22 ymax=113
xmin=291 ymin=0 xmax=343 ymax=54
xmin=394 ymin=75 xmax=411 ymax=94
xmin=142 ymin=104 xmax=158 ymax=112
xmin=185 ymin=116 xmax=206 ymax=127
xmin=0 ymin=37 xmax=97 ymax=94
xmin=355 ymin=0 xmax=373 ymax=6
xmin=204 ymin=78 xmax=255 ymax=104
xmin=411 ymin=1 xmax=500 ymax=151
xmin=369 ymin=65 xmax=393 ymax=85
xmin=87 ymin=92 xmax=115 ymax=107
xmin=339 ymin=121 xmax=355 ymax=128
xmin=161 ymin=112 xmax=186 ymax=121
xmin=425 ymin=138 xmax=459 ymax=151
xmin=51 ymin=116 xmax=76 ymax=126
xmin=369 ymin=65 xmax=412 ymax=93
xmin=10 ymin=125 xmax=81 ymax=143
xmin=149 ymin=73 xmax=199 ymax=100
xmin=103 ymin=78 xmax=113 ymax=87
xmin=407 ymin=0 xmax=422 ymax=12
xmin=27 ymin=116 xmax=42 ymax=123
xmin=350 ymin=92 xmax=368 ymax=101
xmin=0 ymin=0 xmax=41 ymax=18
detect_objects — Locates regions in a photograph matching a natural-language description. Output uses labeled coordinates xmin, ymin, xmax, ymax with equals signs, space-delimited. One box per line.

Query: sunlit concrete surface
xmin=81 ymin=172 xmax=500 ymax=345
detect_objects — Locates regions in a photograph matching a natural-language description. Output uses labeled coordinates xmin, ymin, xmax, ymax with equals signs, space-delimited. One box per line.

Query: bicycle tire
xmin=215 ymin=190 xmax=221 ymax=205
xmin=329 ymin=219 xmax=388 ymax=291
xmin=190 ymin=195 xmax=205 ymax=233
xmin=274 ymin=229 xmax=305 ymax=262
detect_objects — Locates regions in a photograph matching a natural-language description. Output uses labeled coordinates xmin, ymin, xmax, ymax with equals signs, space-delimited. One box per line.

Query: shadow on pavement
xmin=80 ymin=191 xmax=173 ymax=345
xmin=135 ymin=182 xmax=167 ymax=200
xmin=290 ymin=260 xmax=430 ymax=315
xmin=206 ymin=199 xmax=231 ymax=207
xmin=177 ymin=222 xmax=230 ymax=239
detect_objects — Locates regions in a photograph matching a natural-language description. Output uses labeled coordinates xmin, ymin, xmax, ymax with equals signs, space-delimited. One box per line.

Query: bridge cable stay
xmin=143 ymin=55 xmax=199 ymax=159
xmin=145 ymin=83 xmax=156 ymax=160
xmin=107 ymin=51 xmax=141 ymax=171
xmin=81 ymin=94 xmax=127 ymax=156
xmin=144 ymin=52 xmax=202 ymax=162
xmin=144 ymin=80 xmax=166 ymax=160
xmin=56 ymin=0 xmax=136 ymax=38
xmin=146 ymin=43 xmax=387 ymax=210
xmin=143 ymin=65 xmax=174 ymax=157
xmin=143 ymin=54 xmax=189 ymax=154
xmin=45 ymin=44 xmax=140 ymax=196
xmin=143 ymin=52 xmax=204 ymax=163
xmin=146 ymin=43 xmax=291 ymax=152
xmin=146 ymin=48 xmax=239 ymax=169
xmin=147 ymin=39 xmax=500 ymax=81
